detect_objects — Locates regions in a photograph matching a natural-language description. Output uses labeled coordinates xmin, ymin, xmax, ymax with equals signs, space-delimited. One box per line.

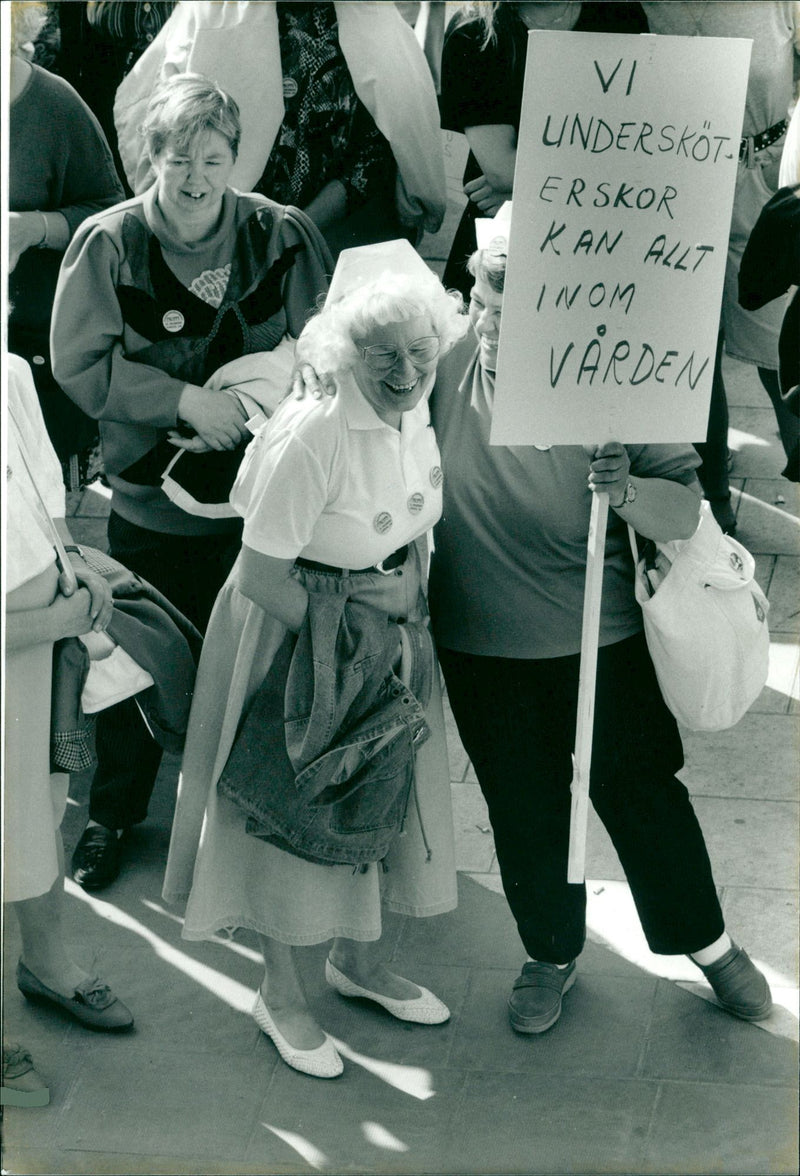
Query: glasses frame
xmin=358 ymin=335 xmax=441 ymax=372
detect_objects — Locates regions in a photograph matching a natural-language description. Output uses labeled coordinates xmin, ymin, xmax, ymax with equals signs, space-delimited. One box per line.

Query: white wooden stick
xmin=567 ymin=491 xmax=609 ymax=884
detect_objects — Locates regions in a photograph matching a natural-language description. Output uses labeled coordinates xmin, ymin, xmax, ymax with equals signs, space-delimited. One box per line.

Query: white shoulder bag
xmin=629 ymin=502 xmax=770 ymax=731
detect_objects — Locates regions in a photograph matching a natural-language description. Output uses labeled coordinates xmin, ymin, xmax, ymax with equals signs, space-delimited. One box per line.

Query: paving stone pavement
xmin=3 ymin=153 xmax=798 ymax=1175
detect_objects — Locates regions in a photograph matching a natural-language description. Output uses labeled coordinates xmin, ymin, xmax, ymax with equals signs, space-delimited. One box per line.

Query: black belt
xmin=295 ymin=544 xmax=409 ymax=577
xmin=739 ymin=118 xmax=787 ymax=167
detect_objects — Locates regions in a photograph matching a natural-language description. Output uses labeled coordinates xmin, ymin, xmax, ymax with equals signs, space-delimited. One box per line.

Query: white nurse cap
xmin=326 ymin=239 xmax=436 ymax=304
xmin=475 ymin=201 xmax=513 ymax=251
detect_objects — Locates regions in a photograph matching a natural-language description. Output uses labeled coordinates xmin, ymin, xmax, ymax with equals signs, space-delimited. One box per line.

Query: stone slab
xmin=735 ymin=484 xmax=800 ymax=555
xmin=43 ymin=1047 xmax=269 ymax=1161
xmin=244 ymin=1061 xmax=467 ymax=1175
xmin=679 ymin=714 xmax=799 ymax=801
xmin=692 ymin=797 xmax=798 ymax=890
xmin=720 ymin=886 xmax=800 ymax=987
xmin=640 ymin=978 xmax=800 ymax=1085
xmin=446 ymin=1071 xmax=660 ymax=1175
xmin=767 ymin=556 xmax=800 ymax=634
xmin=642 ymin=1080 xmax=799 ymax=1175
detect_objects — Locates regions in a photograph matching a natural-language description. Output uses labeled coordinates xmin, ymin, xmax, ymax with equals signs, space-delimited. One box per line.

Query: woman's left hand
xmin=71 ymin=568 xmax=114 ymax=632
xmin=586 ymin=442 xmax=630 ymax=507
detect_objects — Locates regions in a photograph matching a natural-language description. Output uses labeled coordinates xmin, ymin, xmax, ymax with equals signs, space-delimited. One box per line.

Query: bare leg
xmin=11 ymin=831 xmax=89 ymax=996
xmin=256 ymin=935 xmax=326 ymax=1051
xmin=329 ymin=937 xmax=423 ymax=1000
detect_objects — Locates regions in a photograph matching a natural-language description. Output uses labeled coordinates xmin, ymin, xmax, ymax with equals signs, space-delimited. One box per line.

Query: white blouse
xmin=232 ymin=372 xmax=443 ymax=569
xmin=5 ymin=355 xmax=65 ymax=593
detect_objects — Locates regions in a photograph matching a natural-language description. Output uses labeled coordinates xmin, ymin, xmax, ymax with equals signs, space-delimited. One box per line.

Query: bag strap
xmin=626 ymin=523 xmax=640 ymax=567
xmin=8 ymin=403 xmax=78 ymax=594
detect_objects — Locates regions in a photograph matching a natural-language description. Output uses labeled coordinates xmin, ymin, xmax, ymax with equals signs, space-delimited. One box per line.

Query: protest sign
xmin=490 ymin=32 xmax=751 ymax=445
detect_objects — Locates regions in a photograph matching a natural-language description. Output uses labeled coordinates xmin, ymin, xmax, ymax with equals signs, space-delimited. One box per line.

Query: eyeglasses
xmin=359 ymin=335 xmax=441 ymax=373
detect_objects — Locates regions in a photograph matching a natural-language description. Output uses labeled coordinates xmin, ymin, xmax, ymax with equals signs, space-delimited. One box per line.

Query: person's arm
xmin=51 ymin=519 xmax=115 ymax=632
xmin=51 ymin=222 xmax=247 ymax=449
xmin=587 ymin=442 xmax=700 ymax=541
xmin=235 ymin=546 xmax=309 ymax=631
xmin=463 ymin=123 xmax=517 ymax=212
xmin=5 ymin=587 xmax=97 ymax=652
xmin=50 ymin=78 xmax=125 ymax=232
xmin=7 ymin=210 xmax=70 ymax=271
xmin=304 ymin=179 xmax=348 ymax=230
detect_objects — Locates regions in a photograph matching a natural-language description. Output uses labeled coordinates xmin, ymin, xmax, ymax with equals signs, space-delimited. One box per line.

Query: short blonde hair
xmin=467 ymin=240 xmax=508 ymax=293
xmin=141 ymin=73 xmax=241 ymax=161
xmin=10 ymin=1 xmax=48 ymax=55
xmin=297 ymin=271 xmax=468 ymax=373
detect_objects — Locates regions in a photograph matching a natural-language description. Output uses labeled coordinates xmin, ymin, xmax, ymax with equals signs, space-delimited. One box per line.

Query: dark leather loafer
xmin=694 ymin=944 xmax=772 ymax=1021
xmin=17 ymin=961 xmax=134 ymax=1032
xmin=508 ymin=960 xmax=576 ymax=1034
xmin=71 ymin=826 xmax=122 ymax=890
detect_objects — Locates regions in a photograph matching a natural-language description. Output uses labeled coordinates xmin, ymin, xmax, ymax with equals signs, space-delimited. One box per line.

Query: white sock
xmin=526 ymin=957 xmax=571 ymax=969
xmin=690 ymin=932 xmax=733 ymax=966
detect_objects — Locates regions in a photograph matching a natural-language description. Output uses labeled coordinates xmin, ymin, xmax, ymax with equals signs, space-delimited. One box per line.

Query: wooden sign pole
xmin=567 ymin=491 xmax=609 ymax=884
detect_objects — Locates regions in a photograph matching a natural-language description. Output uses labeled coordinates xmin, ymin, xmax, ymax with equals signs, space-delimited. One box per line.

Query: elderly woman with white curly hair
xmin=163 ymin=242 xmax=467 ymax=1079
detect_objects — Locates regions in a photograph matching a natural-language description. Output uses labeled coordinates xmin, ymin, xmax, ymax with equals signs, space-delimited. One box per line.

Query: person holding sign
xmin=439 ymin=0 xmax=648 ymax=298
xmin=427 ymin=237 xmax=773 ymax=1035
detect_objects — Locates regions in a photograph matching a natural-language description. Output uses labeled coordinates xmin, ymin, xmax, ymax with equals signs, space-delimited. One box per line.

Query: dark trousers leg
xmin=89 ymin=513 xmax=241 ymax=828
xmin=439 ymin=635 xmax=724 ymax=963
xmin=759 ymin=365 xmax=800 ymax=481
xmin=695 ymin=331 xmax=730 ymax=501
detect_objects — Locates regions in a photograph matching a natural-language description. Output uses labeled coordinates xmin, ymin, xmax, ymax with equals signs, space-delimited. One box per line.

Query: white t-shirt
xmin=231 ymin=372 xmax=443 ymax=568
xmin=6 ymin=355 xmax=65 ymax=593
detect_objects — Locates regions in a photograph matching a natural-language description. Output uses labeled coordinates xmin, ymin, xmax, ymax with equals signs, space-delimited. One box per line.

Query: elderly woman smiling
xmin=163 ymin=244 xmax=468 ymax=1079
xmin=50 ymin=73 xmax=330 ymax=892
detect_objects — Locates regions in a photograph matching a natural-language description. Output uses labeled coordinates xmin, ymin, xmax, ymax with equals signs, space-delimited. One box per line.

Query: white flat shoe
xmin=325 ymin=959 xmax=450 ymax=1025
xmin=252 ymin=993 xmax=343 ymax=1079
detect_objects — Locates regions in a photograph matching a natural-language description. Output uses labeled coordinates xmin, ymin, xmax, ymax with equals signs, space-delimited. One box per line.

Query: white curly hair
xmin=296 ymin=270 xmax=468 ymax=374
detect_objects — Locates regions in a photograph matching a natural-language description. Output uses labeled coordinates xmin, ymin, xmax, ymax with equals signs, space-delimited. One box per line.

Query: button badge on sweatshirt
xmin=374 ymin=511 xmax=393 ymax=534
xmin=162 ymin=310 xmax=185 ymax=333
xmin=429 ymin=465 xmax=443 ymax=488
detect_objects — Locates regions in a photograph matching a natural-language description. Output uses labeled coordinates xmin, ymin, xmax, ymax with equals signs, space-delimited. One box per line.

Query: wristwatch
xmin=614 ymin=479 xmax=637 ymax=509
xmin=63 ymin=543 xmax=85 ymax=558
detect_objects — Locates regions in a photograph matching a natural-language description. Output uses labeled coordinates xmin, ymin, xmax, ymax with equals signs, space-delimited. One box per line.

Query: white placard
xmin=491 ymin=32 xmax=751 ymax=445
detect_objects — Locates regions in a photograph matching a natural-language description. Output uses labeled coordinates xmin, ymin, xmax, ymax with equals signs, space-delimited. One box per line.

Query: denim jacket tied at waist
xmin=217 ymin=591 xmax=435 ymax=866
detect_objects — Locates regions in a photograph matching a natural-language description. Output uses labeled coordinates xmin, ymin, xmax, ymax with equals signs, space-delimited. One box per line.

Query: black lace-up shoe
xmin=71 ymin=826 xmax=122 ymax=890
xmin=508 ymin=960 xmax=576 ymax=1034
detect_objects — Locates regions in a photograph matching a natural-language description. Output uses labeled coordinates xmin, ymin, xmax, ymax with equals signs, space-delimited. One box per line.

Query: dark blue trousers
xmin=438 ymin=632 xmax=724 ymax=963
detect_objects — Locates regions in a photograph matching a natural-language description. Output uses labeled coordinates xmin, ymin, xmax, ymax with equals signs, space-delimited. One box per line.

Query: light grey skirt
xmin=163 ymin=544 xmax=457 ymax=944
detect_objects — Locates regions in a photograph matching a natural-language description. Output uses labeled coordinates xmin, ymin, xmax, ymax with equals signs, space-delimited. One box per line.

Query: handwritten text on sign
xmin=490 ymin=32 xmax=751 ymax=445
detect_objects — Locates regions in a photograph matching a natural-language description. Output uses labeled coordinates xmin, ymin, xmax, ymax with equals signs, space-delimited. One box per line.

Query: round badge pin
xmin=283 ymin=77 xmax=299 ymax=99
xmin=429 ymin=465 xmax=443 ymax=489
xmin=374 ymin=511 xmax=393 ymax=535
xmin=407 ymin=492 xmax=425 ymax=514
xmin=162 ymin=310 xmax=185 ymax=333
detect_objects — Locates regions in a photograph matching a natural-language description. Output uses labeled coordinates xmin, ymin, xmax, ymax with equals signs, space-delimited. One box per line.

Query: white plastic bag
xmin=630 ymin=502 xmax=770 ymax=731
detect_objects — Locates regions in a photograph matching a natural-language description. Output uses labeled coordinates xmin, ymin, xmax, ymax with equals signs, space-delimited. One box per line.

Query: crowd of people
xmin=3 ymin=0 xmax=797 ymax=1104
